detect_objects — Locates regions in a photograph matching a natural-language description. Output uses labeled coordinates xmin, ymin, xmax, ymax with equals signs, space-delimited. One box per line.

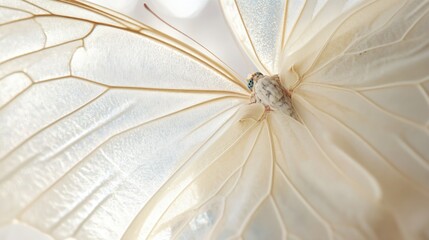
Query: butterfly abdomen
xmin=250 ymin=74 xmax=295 ymax=118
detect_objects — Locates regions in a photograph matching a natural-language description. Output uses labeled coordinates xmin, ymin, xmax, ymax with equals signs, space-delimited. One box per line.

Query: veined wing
xmin=292 ymin=1 xmax=429 ymax=238
xmin=222 ymin=0 xmax=429 ymax=239
xmin=0 ymin=0 xmax=250 ymax=239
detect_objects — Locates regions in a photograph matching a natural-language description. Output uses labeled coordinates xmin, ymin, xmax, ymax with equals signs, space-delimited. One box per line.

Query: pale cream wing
xmin=222 ymin=0 xmax=429 ymax=239
xmin=0 ymin=0 xmax=249 ymax=239
xmin=290 ymin=1 xmax=429 ymax=238
xmin=220 ymin=0 xmax=367 ymax=75
xmin=131 ymin=108 xmax=407 ymax=240
xmin=220 ymin=0 xmax=287 ymax=75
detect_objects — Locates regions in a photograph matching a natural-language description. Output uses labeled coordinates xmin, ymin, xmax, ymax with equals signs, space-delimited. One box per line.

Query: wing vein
xmin=297 ymin=94 xmax=429 ymax=197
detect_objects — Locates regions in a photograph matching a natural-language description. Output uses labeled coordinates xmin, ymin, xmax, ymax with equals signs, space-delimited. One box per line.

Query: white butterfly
xmin=0 ymin=0 xmax=428 ymax=239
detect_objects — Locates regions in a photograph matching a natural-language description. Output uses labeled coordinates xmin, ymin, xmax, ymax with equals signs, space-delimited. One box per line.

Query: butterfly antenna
xmin=143 ymin=3 xmax=235 ymax=74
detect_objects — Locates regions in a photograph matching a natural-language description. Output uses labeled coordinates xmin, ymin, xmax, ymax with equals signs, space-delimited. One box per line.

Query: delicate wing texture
xmin=222 ymin=0 xmax=429 ymax=239
xmin=220 ymin=0 xmax=368 ymax=75
xmin=0 ymin=0 xmax=255 ymax=239
xmin=2 ymin=0 xmax=429 ymax=239
xmin=130 ymin=109 xmax=405 ymax=240
xmin=220 ymin=0 xmax=287 ymax=75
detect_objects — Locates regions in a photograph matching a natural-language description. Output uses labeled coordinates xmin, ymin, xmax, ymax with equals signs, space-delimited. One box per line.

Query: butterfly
xmin=0 ymin=0 xmax=428 ymax=239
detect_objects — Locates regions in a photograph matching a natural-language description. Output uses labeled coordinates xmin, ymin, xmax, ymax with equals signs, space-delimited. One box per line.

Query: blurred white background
xmin=0 ymin=0 xmax=253 ymax=239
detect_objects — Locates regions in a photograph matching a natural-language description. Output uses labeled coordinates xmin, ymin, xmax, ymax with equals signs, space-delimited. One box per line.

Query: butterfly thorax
xmin=247 ymin=72 xmax=295 ymax=118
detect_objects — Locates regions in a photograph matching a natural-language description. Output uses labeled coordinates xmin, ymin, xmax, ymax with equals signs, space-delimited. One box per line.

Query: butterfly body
xmin=248 ymin=73 xmax=295 ymax=118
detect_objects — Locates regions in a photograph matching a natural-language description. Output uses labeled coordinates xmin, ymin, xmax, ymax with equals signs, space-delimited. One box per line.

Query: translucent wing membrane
xmin=220 ymin=0 xmax=286 ymax=75
xmin=221 ymin=0 xmax=429 ymax=239
xmin=289 ymin=5 xmax=429 ymax=237
xmin=220 ymin=0 xmax=371 ymax=75
xmin=1 ymin=0 xmax=429 ymax=239
xmin=0 ymin=0 xmax=249 ymax=239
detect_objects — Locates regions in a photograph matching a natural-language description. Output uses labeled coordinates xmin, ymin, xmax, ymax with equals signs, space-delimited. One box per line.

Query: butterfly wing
xmin=220 ymin=0 xmax=370 ymax=75
xmin=222 ymin=0 xmax=429 ymax=239
xmin=220 ymin=0 xmax=288 ymax=75
xmin=291 ymin=1 xmax=429 ymax=237
xmin=0 ymin=0 xmax=252 ymax=239
xmin=2 ymin=0 xmax=429 ymax=239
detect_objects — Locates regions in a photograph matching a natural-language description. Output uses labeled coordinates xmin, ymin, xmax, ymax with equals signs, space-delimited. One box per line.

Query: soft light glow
xmin=157 ymin=0 xmax=209 ymax=18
